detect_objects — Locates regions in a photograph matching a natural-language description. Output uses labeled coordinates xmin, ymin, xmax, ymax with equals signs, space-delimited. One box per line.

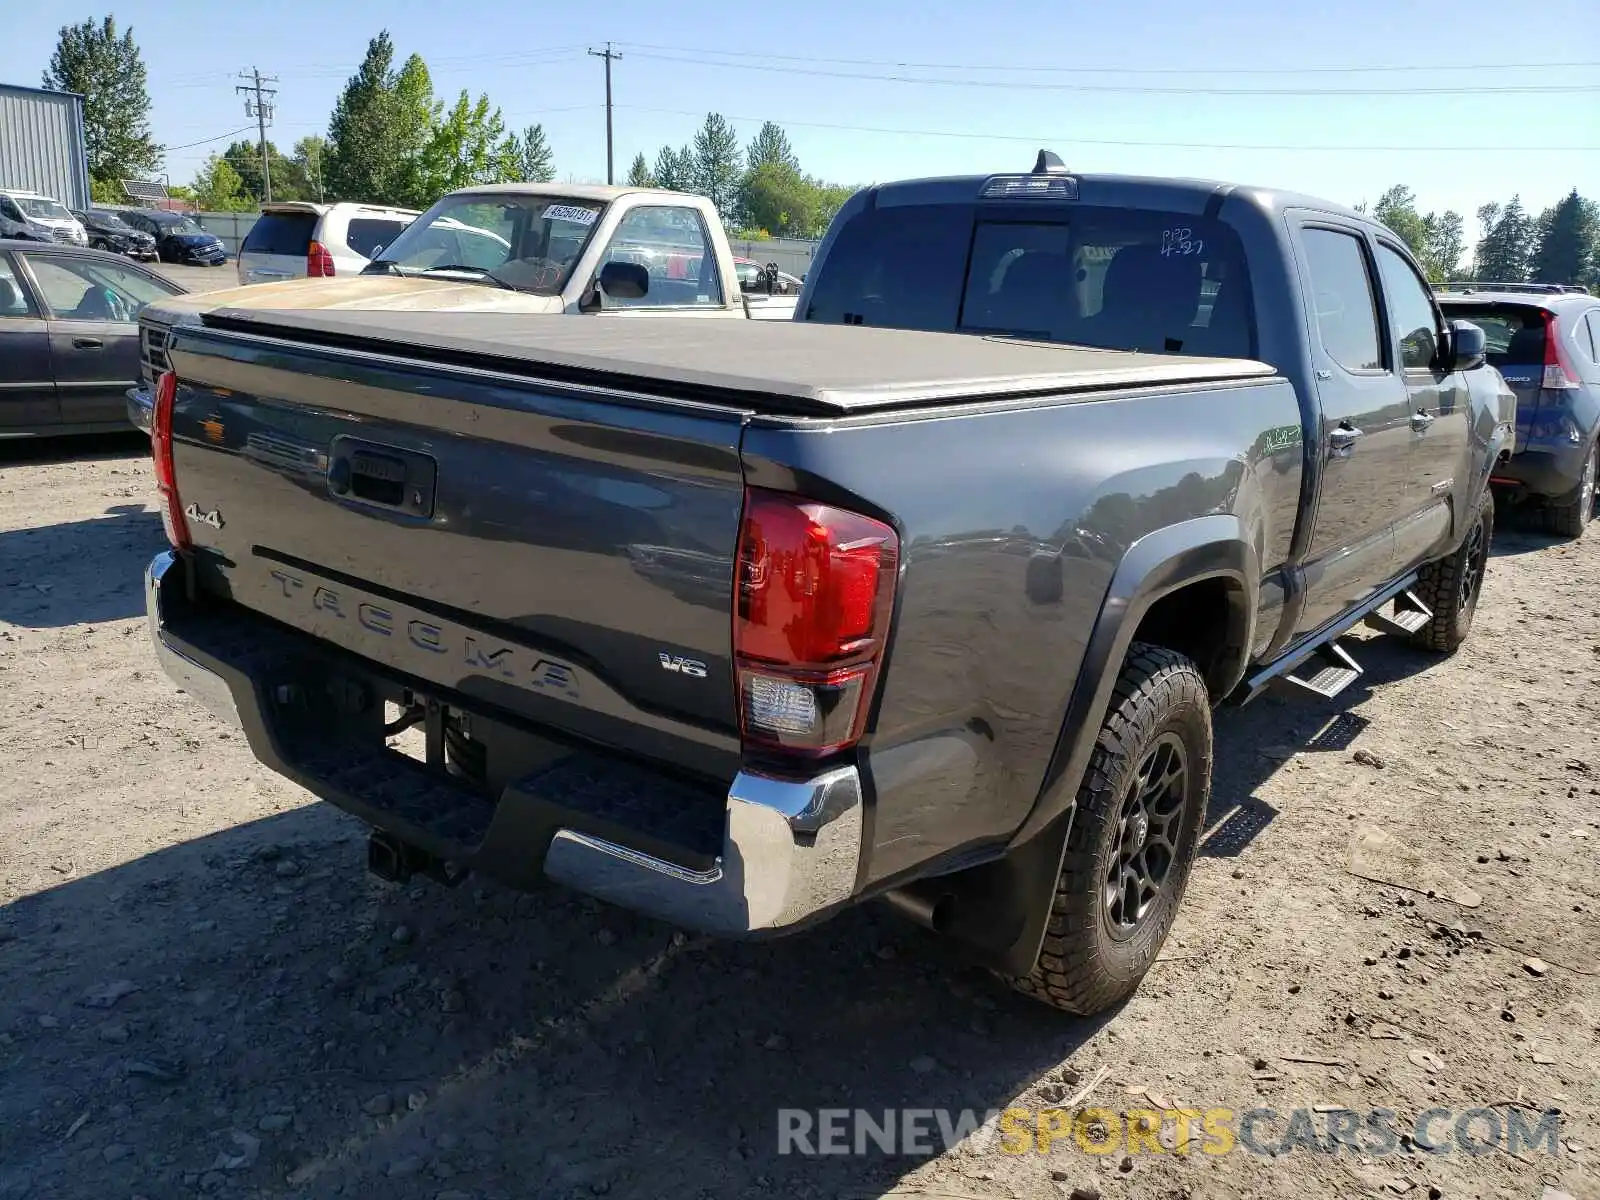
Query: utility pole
xmin=236 ymin=68 xmax=279 ymax=203
xmin=587 ymin=43 xmax=621 ymax=185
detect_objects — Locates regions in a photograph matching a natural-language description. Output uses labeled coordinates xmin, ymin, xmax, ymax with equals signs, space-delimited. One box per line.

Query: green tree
xmin=690 ymin=113 xmax=744 ymax=218
xmin=1475 ymin=196 xmax=1536 ymax=282
xmin=625 ymin=152 xmax=654 ymax=188
xmin=324 ymin=33 xmax=439 ymax=206
xmin=1529 ymin=189 xmax=1598 ymax=286
xmin=191 ymin=154 xmax=252 ymax=212
xmin=293 ymin=136 xmax=330 ymax=203
xmin=387 ymin=54 xmax=442 ymax=207
xmin=745 ymin=121 xmax=798 ymax=173
xmin=739 ymin=162 xmax=817 ymax=238
xmin=811 ymin=181 xmax=857 ymax=236
xmin=1371 ymin=185 xmax=1428 ymax=260
xmin=1420 ymin=210 xmax=1466 ymax=282
xmin=499 ymin=124 xmax=555 ymax=183
xmin=42 ymin=16 xmax=161 ymax=189
xmin=422 ymin=91 xmax=505 ymax=195
xmin=222 ymin=139 xmax=310 ymax=203
xmin=652 ymin=145 xmax=691 ymax=191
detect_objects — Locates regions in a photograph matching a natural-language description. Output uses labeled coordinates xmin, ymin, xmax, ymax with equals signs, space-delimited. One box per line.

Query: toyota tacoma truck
xmin=140 ymin=163 xmax=1510 ymax=1015
xmin=127 ymin=184 xmax=795 ymax=431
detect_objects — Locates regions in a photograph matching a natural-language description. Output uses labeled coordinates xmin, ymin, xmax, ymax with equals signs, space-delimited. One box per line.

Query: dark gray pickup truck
xmin=140 ymin=163 xmax=1512 ymax=1015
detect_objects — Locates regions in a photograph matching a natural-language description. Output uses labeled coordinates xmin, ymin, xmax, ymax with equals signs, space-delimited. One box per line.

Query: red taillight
xmin=1542 ymin=311 xmax=1577 ymax=390
xmin=308 ymin=240 xmax=335 ymax=277
xmin=151 ymin=370 xmax=190 ymax=550
xmin=733 ymin=488 xmax=899 ymax=756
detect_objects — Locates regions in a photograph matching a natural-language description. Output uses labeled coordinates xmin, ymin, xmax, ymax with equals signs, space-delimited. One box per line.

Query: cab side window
xmin=1298 ymin=228 xmax=1383 ymax=372
xmin=1375 ymin=243 xmax=1443 ymax=370
xmin=598 ymin=207 xmax=723 ymax=308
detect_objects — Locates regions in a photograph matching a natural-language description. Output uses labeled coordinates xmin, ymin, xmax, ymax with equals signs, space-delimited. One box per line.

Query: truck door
xmin=1372 ymin=240 xmax=1470 ymax=570
xmin=1290 ymin=222 xmax=1411 ymax=635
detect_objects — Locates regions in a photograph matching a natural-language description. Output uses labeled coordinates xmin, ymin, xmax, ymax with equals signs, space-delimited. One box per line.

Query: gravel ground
xmin=154 ymin=263 xmax=240 ymax=294
xmin=0 ymin=440 xmax=1595 ymax=1200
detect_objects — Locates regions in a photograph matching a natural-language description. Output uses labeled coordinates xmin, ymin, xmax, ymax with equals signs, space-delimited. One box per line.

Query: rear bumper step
xmin=146 ymin=551 xmax=863 ymax=936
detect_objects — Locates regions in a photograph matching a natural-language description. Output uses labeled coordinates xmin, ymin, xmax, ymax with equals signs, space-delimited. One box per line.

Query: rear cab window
xmin=242 ymin=212 xmax=317 ymax=257
xmin=803 ymin=200 xmax=1256 ymax=358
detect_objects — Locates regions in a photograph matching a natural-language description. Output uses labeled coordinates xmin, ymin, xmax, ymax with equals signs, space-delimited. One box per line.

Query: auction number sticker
xmin=545 ymin=205 xmax=599 ymax=226
xmin=1160 ymin=227 xmax=1205 ymax=257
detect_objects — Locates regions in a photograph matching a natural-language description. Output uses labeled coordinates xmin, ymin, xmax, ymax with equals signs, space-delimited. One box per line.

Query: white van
xmin=0 ymin=189 xmax=88 ymax=245
xmin=236 ymin=201 xmax=419 ymax=285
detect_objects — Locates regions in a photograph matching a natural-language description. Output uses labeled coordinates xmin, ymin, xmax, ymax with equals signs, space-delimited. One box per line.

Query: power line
xmin=162 ymin=125 xmax=257 ymax=151
xmin=616 ymin=104 xmax=1600 ymax=153
xmin=588 ymin=43 xmax=622 ymax=185
xmin=619 ymin=50 xmax=1600 ymax=95
xmin=616 ymin=42 xmax=1600 ymax=77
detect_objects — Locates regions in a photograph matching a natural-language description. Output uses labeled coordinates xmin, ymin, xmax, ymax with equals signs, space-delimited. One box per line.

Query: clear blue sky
xmin=6 ymin=0 xmax=1597 ymax=227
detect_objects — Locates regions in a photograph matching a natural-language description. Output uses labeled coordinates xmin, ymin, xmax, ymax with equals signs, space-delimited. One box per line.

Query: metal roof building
xmin=0 ymin=82 xmax=91 ymax=209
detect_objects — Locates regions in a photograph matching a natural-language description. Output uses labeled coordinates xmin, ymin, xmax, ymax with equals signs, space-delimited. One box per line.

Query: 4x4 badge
xmin=184 ymin=502 xmax=223 ymax=529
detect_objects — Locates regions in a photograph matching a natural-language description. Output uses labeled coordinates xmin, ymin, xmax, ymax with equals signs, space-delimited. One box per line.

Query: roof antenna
xmin=1033 ymin=149 xmax=1068 ymax=175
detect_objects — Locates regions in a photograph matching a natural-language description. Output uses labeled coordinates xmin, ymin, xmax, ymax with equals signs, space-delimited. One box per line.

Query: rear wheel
xmin=1009 ymin=643 xmax=1210 ymax=1015
xmin=1541 ymin=441 xmax=1597 ymax=539
xmin=1411 ymin=488 xmax=1494 ymax=653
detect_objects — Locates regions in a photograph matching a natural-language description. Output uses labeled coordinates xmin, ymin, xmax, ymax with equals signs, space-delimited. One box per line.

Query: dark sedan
xmin=1 ymin=239 xmax=186 ymax=437
xmin=116 ymin=209 xmax=228 ymax=266
xmin=72 ymin=208 xmax=159 ymax=261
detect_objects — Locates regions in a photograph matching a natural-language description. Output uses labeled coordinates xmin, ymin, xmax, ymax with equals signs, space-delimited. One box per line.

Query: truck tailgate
xmin=165 ymin=323 xmax=747 ymax=780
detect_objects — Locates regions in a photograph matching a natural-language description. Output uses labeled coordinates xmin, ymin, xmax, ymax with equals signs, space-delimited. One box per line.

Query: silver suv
xmin=236 ymin=201 xmax=419 ymax=285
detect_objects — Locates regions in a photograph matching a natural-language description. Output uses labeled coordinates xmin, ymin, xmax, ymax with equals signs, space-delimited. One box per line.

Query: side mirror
xmin=1449 ymin=319 xmax=1487 ymax=371
xmin=598 ymin=260 xmax=649 ymax=301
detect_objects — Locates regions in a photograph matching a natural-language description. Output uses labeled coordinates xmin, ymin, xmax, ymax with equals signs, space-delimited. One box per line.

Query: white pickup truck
xmin=128 ymin=183 xmax=797 ymax=430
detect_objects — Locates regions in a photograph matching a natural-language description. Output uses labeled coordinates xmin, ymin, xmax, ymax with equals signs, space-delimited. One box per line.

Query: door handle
xmin=1328 ymin=424 xmax=1364 ymax=454
xmin=71 ymin=336 xmax=103 ymax=350
xmin=1411 ymin=411 xmax=1436 ymax=431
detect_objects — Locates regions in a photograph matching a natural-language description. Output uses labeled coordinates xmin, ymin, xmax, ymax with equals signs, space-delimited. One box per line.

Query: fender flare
xmin=1010 ymin=514 xmax=1259 ymax=852
xmin=904 ymin=517 xmax=1262 ymax=977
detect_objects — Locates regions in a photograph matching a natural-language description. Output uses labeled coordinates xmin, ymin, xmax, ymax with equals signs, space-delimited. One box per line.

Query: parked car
xmin=237 ymin=201 xmax=420 ymax=285
xmin=0 ymin=239 xmax=184 ymax=436
xmin=0 ymin=189 xmax=86 ymax=245
xmin=72 ymin=208 xmax=159 ymax=261
xmin=117 ymin=209 xmax=227 ymax=266
xmin=138 ymin=162 xmax=1509 ymax=1017
xmin=0 ymin=208 xmax=52 ymax=243
xmin=1436 ymin=284 xmax=1600 ymax=536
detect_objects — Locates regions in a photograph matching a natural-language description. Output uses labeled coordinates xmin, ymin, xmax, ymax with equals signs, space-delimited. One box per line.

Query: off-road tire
xmin=1010 ymin=643 xmax=1211 ymax=1016
xmin=1540 ymin=440 xmax=1597 ymax=539
xmin=1411 ymin=488 xmax=1494 ymax=654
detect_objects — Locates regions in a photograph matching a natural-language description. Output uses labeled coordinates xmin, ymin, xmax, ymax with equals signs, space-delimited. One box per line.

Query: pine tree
xmin=691 ymin=114 xmax=744 ymax=219
xmin=1528 ymin=190 xmax=1598 ymax=286
xmin=325 ymin=33 xmax=440 ymax=206
xmin=500 ymin=124 xmax=554 ymax=183
xmin=652 ymin=145 xmax=688 ymax=191
xmin=625 ymin=153 xmax=654 ymax=188
xmin=745 ymin=122 xmax=798 ymax=173
xmin=1474 ymin=197 xmax=1536 ymax=283
xmin=42 ymin=16 xmax=161 ymax=187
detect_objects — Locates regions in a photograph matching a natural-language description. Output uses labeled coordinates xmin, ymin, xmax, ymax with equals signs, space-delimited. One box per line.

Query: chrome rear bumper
xmin=144 ymin=550 xmax=862 ymax=935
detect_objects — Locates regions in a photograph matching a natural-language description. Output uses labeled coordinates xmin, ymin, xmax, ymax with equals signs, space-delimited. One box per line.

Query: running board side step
xmin=1283 ymin=641 xmax=1362 ymax=698
xmin=1362 ymin=588 xmax=1433 ymax=636
xmin=1234 ymin=572 xmax=1421 ymax=705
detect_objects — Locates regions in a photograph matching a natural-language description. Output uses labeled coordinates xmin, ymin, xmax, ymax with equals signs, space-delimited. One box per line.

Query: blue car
xmin=116 ymin=208 xmax=228 ymax=267
xmin=1439 ymin=285 xmax=1600 ymax=537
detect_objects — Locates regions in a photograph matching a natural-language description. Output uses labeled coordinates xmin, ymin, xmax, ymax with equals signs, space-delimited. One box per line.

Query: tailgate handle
xmin=328 ymin=439 xmax=436 ymax=518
